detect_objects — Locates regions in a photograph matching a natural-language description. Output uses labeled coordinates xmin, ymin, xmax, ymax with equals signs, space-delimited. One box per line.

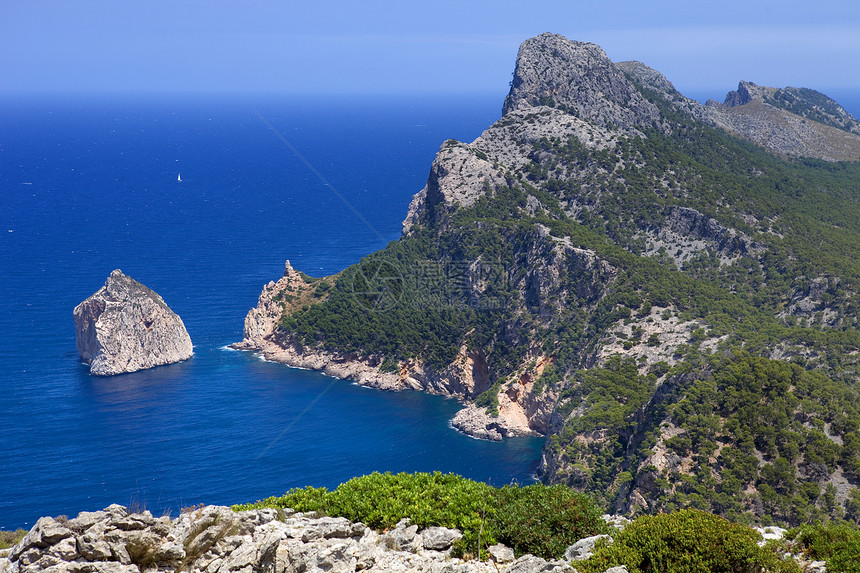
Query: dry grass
xmin=0 ymin=529 xmax=28 ymax=550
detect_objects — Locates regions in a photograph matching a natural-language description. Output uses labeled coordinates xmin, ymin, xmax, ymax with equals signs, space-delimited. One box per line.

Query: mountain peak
xmin=722 ymin=81 xmax=774 ymax=107
xmin=502 ymin=33 xmax=664 ymax=133
xmin=704 ymin=81 xmax=860 ymax=160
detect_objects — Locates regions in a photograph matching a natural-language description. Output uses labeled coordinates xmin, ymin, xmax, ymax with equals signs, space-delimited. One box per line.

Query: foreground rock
xmin=0 ymin=505 xmax=603 ymax=573
xmin=73 ymin=270 xmax=193 ymax=376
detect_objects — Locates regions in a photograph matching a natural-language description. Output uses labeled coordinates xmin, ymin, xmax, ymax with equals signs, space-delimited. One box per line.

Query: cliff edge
xmin=73 ymin=270 xmax=193 ymax=376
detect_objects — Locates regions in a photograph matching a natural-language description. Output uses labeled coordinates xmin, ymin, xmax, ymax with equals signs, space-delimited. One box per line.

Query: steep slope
xmin=617 ymin=60 xmax=860 ymax=161
xmin=705 ymin=82 xmax=860 ymax=161
xmin=236 ymin=33 xmax=860 ymax=526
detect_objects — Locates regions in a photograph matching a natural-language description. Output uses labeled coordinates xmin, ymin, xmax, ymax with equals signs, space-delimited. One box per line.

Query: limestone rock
xmin=487 ymin=543 xmax=515 ymax=563
xmin=4 ymin=505 xmax=514 ymax=573
xmin=564 ymin=534 xmax=611 ymax=561
xmin=601 ymin=514 xmax=631 ymax=530
xmin=73 ymin=270 xmax=193 ymax=375
xmin=420 ymin=526 xmax=462 ymax=551
xmin=382 ymin=518 xmax=420 ymax=552
xmin=755 ymin=525 xmax=787 ymax=547
xmin=502 ymin=33 xmax=664 ymax=134
xmin=505 ymin=554 xmax=575 ymax=573
xmin=234 ymin=260 xmax=309 ymax=350
xmin=451 ymin=404 xmax=503 ymax=441
xmin=704 ymin=81 xmax=860 ymax=161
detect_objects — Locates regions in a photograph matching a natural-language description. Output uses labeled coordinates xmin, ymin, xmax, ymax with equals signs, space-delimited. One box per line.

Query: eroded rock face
xmin=502 ymin=33 xmax=664 ymax=134
xmin=233 ymin=260 xmax=310 ymax=351
xmin=73 ymin=270 xmax=193 ymax=376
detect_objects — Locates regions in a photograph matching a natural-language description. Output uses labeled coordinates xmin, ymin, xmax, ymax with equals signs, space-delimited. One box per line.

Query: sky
xmin=2 ymin=0 xmax=859 ymax=100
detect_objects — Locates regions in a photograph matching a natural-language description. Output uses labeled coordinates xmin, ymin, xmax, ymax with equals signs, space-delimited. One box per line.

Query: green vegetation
xmin=766 ymin=87 xmax=858 ymax=132
xmin=233 ymin=471 xmax=607 ymax=559
xmin=654 ymin=353 xmax=860 ymax=524
xmin=549 ymin=356 xmax=657 ymax=493
xmin=492 ymin=482 xmax=606 ymax=559
xmin=267 ymin=71 xmax=860 ymax=528
xmin=547 ymin=352 xmax=860 ymax=526
xmin=789 ymin=522 xmax=860 ymax=573
xmin=580 ymin=509 xmax=799 ymax=573
xmin=474 ymin=382 xmax=501 ymax=416
xmin=235 ymin=475 xmax=860 ymax=572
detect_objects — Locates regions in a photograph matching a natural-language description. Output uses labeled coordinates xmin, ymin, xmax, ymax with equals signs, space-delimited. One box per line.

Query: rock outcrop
xmin=639 ymin=206 xmax=764 ymax=268
xmin=704 ymin=81 xmax=860 ymax=161
xmin=232 ymin=261 xmax=311 ymax=352
xmin=502 ymin=33 xmax=664 ymax=134
xmin=616 ymin=59 xmax=860 ymax=160
xmin=73 ymin=270 xmax=193 ymax=376
xmin=0 ymin=505 xmax=596 ymax=573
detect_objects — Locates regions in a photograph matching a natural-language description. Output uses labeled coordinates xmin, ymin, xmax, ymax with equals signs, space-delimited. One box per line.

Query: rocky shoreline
xmin=230 ymin=260 xmax=551 ymax=443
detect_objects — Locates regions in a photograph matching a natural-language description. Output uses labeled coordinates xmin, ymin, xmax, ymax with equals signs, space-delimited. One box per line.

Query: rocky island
xmin=74 ymin=270 xmax=193 ymax=376
xmin=234 ymin=33 xmax=860 ymax=526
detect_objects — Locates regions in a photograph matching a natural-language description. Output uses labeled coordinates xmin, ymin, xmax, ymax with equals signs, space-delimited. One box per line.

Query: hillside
xmin=235 ymin=33 xmax=860 ymax=527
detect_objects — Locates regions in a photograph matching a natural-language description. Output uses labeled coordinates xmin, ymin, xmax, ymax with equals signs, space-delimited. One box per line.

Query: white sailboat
xmin=177 ymin=173 xmax=182 ymax=182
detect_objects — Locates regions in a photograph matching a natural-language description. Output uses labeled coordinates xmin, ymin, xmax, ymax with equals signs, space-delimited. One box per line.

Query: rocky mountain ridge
xmin=236 ymin=33 xmax=860 ymax=525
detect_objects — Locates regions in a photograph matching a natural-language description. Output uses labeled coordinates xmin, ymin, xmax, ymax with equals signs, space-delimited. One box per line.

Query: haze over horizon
xmin=3 ymin=0 xmax=859 ymax=101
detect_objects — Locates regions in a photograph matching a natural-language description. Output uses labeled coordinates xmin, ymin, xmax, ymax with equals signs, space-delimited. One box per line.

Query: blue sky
xmin=2 ymin=0 xmax=858 ymax=99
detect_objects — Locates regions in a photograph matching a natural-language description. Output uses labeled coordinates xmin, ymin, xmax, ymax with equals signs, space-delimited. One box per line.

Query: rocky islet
xmin=73 ymin=270 xmax=193 ymax=376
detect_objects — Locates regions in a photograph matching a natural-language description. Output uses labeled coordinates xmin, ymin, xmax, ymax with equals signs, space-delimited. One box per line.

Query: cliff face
xmin=237 ymin=33 xmax=860 ymax=524
xmin=74 ymin=270 xmax=193 ymax=376
xmin=502 ymin=33 xmax=664 ymax=134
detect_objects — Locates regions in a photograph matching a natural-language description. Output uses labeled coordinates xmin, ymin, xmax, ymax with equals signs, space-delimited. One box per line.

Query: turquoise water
xmin=0 ymin=94 xmax=544 ymax=529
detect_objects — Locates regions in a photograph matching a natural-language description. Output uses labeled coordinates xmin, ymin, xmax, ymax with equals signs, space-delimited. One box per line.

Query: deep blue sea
xmin=2 ymin=91 xmax=858 ymax=531
xmin=0 ymin=93 xmax=547 ymax=530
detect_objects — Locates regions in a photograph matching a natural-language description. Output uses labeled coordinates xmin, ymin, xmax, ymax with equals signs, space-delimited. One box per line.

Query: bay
xmin=0 ymin=93 xmax=543 ymax=530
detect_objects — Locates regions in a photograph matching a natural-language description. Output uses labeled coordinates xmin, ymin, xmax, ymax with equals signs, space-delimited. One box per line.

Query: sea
xmin=0 ymin=92 xmax=544 ymax=530
xmin=2 ymin=90 xmax=858 ymax=531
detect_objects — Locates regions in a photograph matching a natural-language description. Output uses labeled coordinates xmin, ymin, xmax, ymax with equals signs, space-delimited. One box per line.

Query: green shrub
xmin=234 ymin=472 xmax=498 ymax=556
xmin=790 ymin=523 xmax=860 ymax=573
xmin=493 ymin=484 xmax=607 ymax=559
xmin=326 ymin=472 xmax=495 ymax=536
xmin=232 ymin=472 xmax=607 ymax=559
xmin=233 ymin=485 xmax=330 ymax=513
xmin=474 ymin=383 xmax=500 ymax=416
xmin=580 ymin=509 xmax=800 ymax=573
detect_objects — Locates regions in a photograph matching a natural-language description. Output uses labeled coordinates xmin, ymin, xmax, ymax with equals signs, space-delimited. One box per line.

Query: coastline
xmin=230 ymin=335 xmax=546 ymax=442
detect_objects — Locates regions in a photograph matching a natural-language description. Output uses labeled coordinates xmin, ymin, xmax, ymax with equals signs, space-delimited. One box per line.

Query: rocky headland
xmin=234 ymin=33 xmax=860 ymax=443
xmin=74 ymin=270 xmax=193 ymax=376
xmin=231 ymin=33 xmax=860 ymax=523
